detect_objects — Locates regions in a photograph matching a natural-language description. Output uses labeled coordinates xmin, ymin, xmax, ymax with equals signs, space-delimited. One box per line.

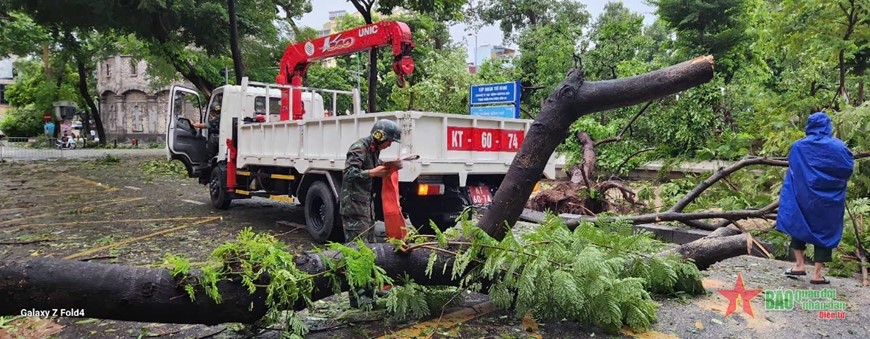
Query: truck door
xmin=166 ymin=86 xmax=208 ymax=177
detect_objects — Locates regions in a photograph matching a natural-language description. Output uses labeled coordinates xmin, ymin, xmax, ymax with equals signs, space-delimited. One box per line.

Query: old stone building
xmin=96 ymin=56 xmax=194 ymax=141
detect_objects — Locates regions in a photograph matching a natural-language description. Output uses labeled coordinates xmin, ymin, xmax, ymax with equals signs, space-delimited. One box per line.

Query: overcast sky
xmin=298 ymin=0 xmax=657 ymax=62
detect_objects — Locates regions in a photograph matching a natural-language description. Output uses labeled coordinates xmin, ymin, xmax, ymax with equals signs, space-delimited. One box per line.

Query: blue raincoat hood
xmin=775 ymin=112 xmax=854 ymax=248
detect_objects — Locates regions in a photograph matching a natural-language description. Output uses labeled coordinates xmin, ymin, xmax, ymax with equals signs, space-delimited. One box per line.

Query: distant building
xmin=96 ymin=55 xmax=194 ymax=141
xmin=474 ymin=45 xmax=516 ymax=68
xmin=318 ymin=10 xmax=350 ymax=68
xmin=0 ymin=56 xmax=17 ymax=118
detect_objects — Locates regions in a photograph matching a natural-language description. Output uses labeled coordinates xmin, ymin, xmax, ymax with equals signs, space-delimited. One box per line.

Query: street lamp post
xmin=349 ymin=53 xmax=361 ymax=90
xmin=467 ymin=32 xmax=478 ymax=66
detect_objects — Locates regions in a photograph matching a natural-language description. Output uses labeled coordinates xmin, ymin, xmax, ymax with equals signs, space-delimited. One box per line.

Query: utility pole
xmin=468 ymin=32 xmax=478 ymax=66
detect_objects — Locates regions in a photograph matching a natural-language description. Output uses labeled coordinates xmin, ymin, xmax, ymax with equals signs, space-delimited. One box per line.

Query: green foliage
xmin=829 ymin=198 xmax=870 ymax=277
xmin=383 ymin=277 xmax=435 ymax=321
xmin=696 ymin=130 xmax=755 ymax=161
xmin=558 ymin=116 xmax=651 ymax=175
xmin=469 ymin=0 xmax=590 ymax=43
xmin=639 ymin=80 xmax=727 ymax=156
xmin=383 ymin=276 xmax=464 ymax=321
xmin=752 ymin=229 xmax=791 ymax=259
xmin=406 ymin=214 xmax=705 ymax=333
xmin=0 ymin=11 xmax=50 ymax=57
xmin=322 ymin=240 xmax=393 ymax=293
xmin=0 ymin=0 xmax=295 ymax=94
xmin=166 ymin=228 xmax=315 ymax=338
xmin=94 ymin=154 xmax=121 ymax=166
xmin=4 ymin=59 xmax=81 ymax=113
xmin=140 ymin=160 xmax=188 ymax=177
xmin=389 ymin=48 xmax=475 ymax=113
xmin=164 ymin=215 xmax=708 ymax=336
xmin=832 ymin=104 xmax=870 ymax=199
xmin=647 ymin=166 xmax=782 ymax=213
xmin=0 ymin=105 xmax=42 ymax=137
xmin=652 ymin=0 xmax=757 ymax=81
xmin=377 ymin=0 xmax=466 ymax=22
xmin=582 ymin=2 xmax=651 ymax=81
xmin=515 ymin=20 xmax=581 ymax=116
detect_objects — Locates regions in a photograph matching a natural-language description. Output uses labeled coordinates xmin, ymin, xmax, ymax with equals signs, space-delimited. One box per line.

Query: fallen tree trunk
xmin=0 ymin=244 xmax=458 ymax=324
xmin=660 ymin=225 xmax=772 ymax=270
xmin=1 ymin=223 xmax=767 ymax=324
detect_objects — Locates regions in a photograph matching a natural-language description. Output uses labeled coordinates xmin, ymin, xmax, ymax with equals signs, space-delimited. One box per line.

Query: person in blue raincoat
xmin=777 ymin=112 xmax=854 ymax=284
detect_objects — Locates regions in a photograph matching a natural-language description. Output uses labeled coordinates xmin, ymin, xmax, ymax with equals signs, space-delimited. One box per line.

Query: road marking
xmin=0 ymin=197 xmax=146 ymax=228
xmin=379 ymin=301 xmax=494 ymax=338
xmin=61 ymin=173 xmax=117 ymax=191
xmin=269 ymin=195 xmax=294 ymax=203
xmin=7 ymin=216 xmax=213 ymax=230
xmin=620 ymin=328 xmax=680 ymax=338
xmin=181 ymin=199 xmax=205 ymax=205
xmin=702 ymin=278 xmax=728 ymax=289
xmin=14 ymin=190 xmax=106 ymax=199
xmin=63 ymin=216 xmax=221 ymax=260
xmin=125 ymin=186 xmax=141 ymax=190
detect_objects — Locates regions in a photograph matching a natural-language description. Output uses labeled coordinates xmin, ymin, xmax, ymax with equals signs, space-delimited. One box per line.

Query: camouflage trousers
xmin=341 ymin=202 xmax=375 ymax=243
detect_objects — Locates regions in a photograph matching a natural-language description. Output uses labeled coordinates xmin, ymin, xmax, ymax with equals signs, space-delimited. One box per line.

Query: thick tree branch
xmin=668 ymin=157 xmax=787 ymax=213
xmin=570 ymin=132 xmax=596 ymax=185
xmin=479 ymin=56 xmax=715 ymax=240
xmin=520 ymin=204 xmax=779 ymax=230
xmin=669 ymin=151 xmax=869 ymax=216
xmin=659 ymin=225 xmax=772 ymax=270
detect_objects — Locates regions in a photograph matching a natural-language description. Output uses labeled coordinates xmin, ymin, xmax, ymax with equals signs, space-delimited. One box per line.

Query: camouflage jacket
xmin=339 ymin=136 xmax=382 ymax=218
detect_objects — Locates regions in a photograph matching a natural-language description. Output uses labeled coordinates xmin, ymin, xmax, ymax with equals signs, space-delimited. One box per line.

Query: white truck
xmin=166 ymin=79 xmax=557 ymax=242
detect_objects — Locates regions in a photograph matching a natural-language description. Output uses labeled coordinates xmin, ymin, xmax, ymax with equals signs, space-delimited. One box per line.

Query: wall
xmin=95 ymin=56 xmax=192 ymax=142
xmin=0 ymin=58 xmax=15 ymax=123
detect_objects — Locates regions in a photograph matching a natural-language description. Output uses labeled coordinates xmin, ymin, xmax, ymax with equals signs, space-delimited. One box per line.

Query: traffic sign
xmin=470 ymin=81 xmax=521 ymax=105
xmin=470 ymin=105 xmax=518 ymax=119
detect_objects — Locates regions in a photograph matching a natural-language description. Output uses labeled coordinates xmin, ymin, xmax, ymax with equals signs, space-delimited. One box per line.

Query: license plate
xmin=469 ymin=185 xmax=492 ymax=206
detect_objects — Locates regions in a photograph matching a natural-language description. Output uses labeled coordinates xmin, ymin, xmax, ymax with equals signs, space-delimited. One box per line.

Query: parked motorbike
xmin=56 ymin=137 xmax=77 ymax=150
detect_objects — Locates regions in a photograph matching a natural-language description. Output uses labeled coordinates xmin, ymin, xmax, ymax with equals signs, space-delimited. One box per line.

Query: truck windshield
xmin=255 ymin=96 xmax=281 ymax=116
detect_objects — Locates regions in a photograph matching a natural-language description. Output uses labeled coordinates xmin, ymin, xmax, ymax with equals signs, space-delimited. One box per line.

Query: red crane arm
xmin=275 ymin=21 xmax=416 ymax=120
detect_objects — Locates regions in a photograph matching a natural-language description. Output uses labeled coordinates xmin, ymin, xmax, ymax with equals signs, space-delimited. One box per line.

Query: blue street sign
xmin=470 ymin=105 xmax=518 ymax=119
xmin=470 ymin=81 xmax=521 ymax=105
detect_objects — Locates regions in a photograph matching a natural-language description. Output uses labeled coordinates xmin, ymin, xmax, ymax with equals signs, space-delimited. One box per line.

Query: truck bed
xmin=236 ymin=111 xmax=557 ymax=186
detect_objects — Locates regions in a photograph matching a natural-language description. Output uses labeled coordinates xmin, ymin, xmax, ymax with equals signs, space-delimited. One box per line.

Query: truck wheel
xmin=304 ymin=181 xmax=341 ymax=243
xmin=209 ymin=166 xmax=232 ymax=210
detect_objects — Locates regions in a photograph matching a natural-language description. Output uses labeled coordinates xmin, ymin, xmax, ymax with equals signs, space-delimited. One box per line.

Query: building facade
xmin=0 ymin=57 xmax=17 ymax=118
xmin=95 ymin=55 xmax=193 ymax=142
xmin=474 ymin=45 xmax=516 ymax=68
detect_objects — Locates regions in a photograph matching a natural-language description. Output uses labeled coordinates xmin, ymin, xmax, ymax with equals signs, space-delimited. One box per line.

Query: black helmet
xmin=371 ymin=119 xmax=402 ymax=143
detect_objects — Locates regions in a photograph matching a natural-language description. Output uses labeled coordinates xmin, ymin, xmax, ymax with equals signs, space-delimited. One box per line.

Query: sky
xmin=297 ymin=0 xmax=658 ymax=63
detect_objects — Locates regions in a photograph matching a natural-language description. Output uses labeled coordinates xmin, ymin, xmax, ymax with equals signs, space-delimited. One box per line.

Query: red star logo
xmin=717 ymin=272 xmax=763 ymax=317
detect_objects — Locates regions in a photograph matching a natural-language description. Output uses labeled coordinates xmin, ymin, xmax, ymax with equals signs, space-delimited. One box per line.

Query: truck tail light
xmin=417 ymin=183 xmax=445 ymax=196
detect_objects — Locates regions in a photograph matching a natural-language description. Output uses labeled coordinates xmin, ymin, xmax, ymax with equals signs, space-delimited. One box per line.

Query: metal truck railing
xmin=243 ymin=78 xmax=362 ymax=120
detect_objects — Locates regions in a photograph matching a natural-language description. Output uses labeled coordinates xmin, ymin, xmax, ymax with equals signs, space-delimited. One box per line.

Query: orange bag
xmin=381 ymin=170 xmax=407 ymax=240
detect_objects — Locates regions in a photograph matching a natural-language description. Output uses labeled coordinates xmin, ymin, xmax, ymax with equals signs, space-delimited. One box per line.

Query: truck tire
xmin=304 ymin=181 xmax=341 ymax=243
xmin=209 ymin=166 xmax=232 ymax=210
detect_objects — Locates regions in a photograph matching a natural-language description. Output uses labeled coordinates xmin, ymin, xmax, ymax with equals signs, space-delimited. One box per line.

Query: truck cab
xmin=166 ymin=82 xmax=328 ymax=179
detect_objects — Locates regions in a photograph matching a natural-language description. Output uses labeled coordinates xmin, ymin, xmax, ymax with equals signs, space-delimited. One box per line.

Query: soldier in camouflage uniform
xmin=340 ymin=119 xmax=402 ymax=243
